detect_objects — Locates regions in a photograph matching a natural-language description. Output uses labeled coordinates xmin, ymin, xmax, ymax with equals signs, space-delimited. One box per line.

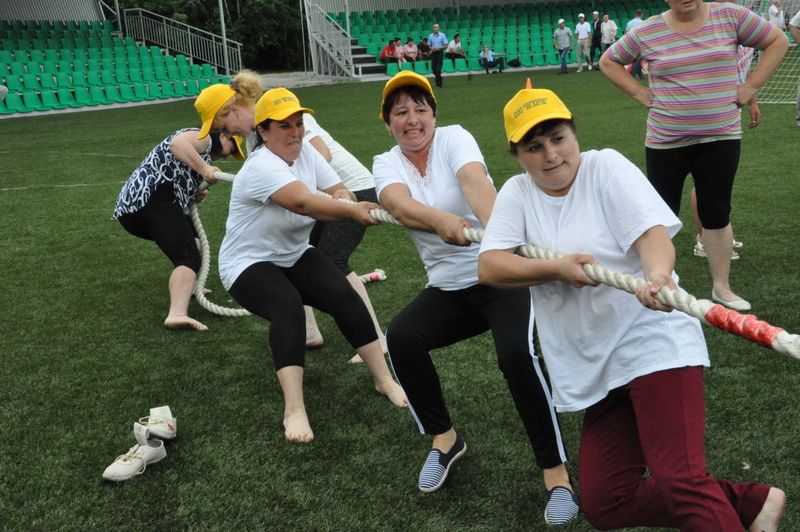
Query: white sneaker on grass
xmin=693 ymin=236 xmax=740 ymax=260
xmin=138 ymin=405 xmax=177 ymax=439
xmin=102 ymin=422 xmax=166 ymax=482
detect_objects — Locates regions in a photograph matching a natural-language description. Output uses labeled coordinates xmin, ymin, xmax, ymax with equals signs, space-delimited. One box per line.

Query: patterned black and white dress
xmin=113 ymin=128 xmax=212 ymax=219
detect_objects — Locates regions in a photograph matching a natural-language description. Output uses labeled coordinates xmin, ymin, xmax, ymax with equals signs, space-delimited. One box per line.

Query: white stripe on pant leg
xmin=385 ymin=326 xmax=426 ymax=434
xmin=526 ymin=293 xmax=569 ymax=463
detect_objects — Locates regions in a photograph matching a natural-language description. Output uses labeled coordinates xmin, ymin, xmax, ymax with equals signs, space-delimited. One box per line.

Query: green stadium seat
xmin=42 ymin=60 xmax=58 ymax=74
xmin=166 ymin=65 xmax=179 ymax=79
xmin=5 ymin=76 xmax=24 ymax=92
xmin=100 ymin=58 xmax=115 ymax=71
xmin=28 ymin=50 xmax=44 ymax=62
xmin=101 ymin=70 xmax=116 ymax=85
xmin=184 ymin=78 xmax=200 ymax=96
xmin=142 ymin=69 xmax=155 ymax=82
xmin=131 ymin=82 xmax=152 ymax=100
xmin=54 ymin=72 xmax=72 ymax=87
xmin=153 ymin=67 xmax=168 ymax=81
xmin=160 ymin=81 xmax=175 ymax=98
xmin=87 ymin=48 xmax=100 ymax=60
xmin=85 ymin=59 xmax=99 ymax=71
xmin=9 ymin=62 xmax=26 ymax=76
xmin=163 ymin=55 xmax=177 ymax=68
xmin=175 ymin=55 xmax=189 ymax=68
xmin=22 ymin=91 xmax=46 ymax=111
xmin=71 ymin=71 xmax=89 ymax=87
xmin=178 ymin=64 xmax=191 ymax=78
xmin=190 ymin=64 xmax=202 ymax=78
xmin=21 ymin=74 xmax=40 ymax=91
xmin=115 ymin=70 xmax=130 ymax=84
xmin=119 ymin=83 xmax=142 ymax=102
xmin=105 ymin=85 xmax=124 ymax=103
xmin=172 ymin=80 xmax=188 ymax=97
xmin=201 ymin=63 xmax=215 ymax=76
xmin=146 ymin=81 xmax=162 ymax=98
xmin=39 ymin=72 xmax=56 ymax=90
xmin=72 ymin=86 xmax=93 ymax=106
xmin=89 ymin=86 xmax=108 ymax=104
xmin=3 ymin=91 xmax=27 ymax=113
xmin=57 ymin=59 xmax=74 ymax=72
xmin=0 ymin=51 xmax=12 ymax=63
xmin=40 ymin=89 xmax=67 ymax=110
xmin=386 ymin=63 xmax=400 ymax=76
xmin=128 ymin=68 xmax=143 ymax=83
xmin=89 ymin=71 xmax=106 ymax=86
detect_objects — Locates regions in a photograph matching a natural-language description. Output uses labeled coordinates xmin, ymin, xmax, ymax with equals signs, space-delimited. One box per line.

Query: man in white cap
xmin=575 ymin=13 xmax=592 ymax=72
xmin=589 ymin=11 xmax=602 ymax=69
xmin=552 ymin=18 xmax=573 ymax=74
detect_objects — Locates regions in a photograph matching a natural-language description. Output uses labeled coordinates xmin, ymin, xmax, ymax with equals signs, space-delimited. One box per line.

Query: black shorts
xmin=117 ymin=185 xmax=200 ymax=272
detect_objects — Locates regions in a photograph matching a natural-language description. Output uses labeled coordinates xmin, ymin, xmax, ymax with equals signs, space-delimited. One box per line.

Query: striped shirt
xmin=607 ymin=3 xmax=772 ymax=148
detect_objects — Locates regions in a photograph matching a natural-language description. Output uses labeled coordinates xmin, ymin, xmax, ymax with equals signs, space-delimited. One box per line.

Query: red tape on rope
xmin=705 ymin=305 xmax=785 ymax=347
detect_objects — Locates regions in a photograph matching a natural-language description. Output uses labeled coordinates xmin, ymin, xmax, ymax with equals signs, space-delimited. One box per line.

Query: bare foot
xmin=374 ymin=378 xmax=407 ymax=407
xmin=306 ymin=330 xmax=324 ymax=349
xmin=164 ymin=315 xmax=208 ymax=331
xmin=749 ymin=487 xmax=786 ymax=532
xmin=283 ymin=411 xmax=314 ymax=443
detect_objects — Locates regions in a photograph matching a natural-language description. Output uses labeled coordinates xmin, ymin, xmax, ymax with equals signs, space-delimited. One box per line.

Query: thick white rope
xmin=191 ymin=172 xmax=250 ymax=317
xmin=192 ymin=172 xmax=800 ymax=360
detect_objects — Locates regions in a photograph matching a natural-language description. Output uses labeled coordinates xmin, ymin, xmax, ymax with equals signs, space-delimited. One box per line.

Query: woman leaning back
xmin=373 ymin=71 xmax=579 ymax=526
xmin=478 ymin=86 xmax=785 ymax=531
xmin=217 ymin=88 xmax=406 ymax=443
xmin=112 ymin=71 xmax=263 ymax=331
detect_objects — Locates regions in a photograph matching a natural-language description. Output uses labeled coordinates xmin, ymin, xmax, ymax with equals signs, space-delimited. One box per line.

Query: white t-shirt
xmin=479 ymin=149 xmax=709 ymax=412
xmin=373 ymin=125 xmax=490 ymax=291
xmin=218 ymin=142 xmax=341 ymax=289
xmin=768 ymin=4 xmax=785 ymax=28
xmin=446 ymin=40 xmax=463 ymax=53
xmin=575 ymin=21 xmax=592 ymax=39
xmin=601 ymin=20 xmax=618 ymax=43
xmin=302 ymin=113 xmax=374 ymax=192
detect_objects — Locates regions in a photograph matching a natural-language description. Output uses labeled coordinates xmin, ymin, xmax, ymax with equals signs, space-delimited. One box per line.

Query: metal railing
xmin=305 ymin=2 xmax=355 ymax=78
xmin=123 ymin=8 xmax=242 ymax=75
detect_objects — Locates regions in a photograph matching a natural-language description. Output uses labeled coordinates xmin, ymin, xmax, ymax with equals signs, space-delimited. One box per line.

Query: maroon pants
xmin=579 ymin=366 xmax=769 ymax=531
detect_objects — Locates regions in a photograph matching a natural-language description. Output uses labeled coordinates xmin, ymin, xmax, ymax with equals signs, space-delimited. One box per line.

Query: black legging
xmin=117 ymin=185 xmax=200 ymax=272
xmin=387 ymin=284 xmax=568 ymax=469
xmin=309 ymin=188 xmax=377 ymax=275
xmin=645 ymin=139 xmax=740 ymax=229
xmin=228 ymin=248 xmax=378 ymax=370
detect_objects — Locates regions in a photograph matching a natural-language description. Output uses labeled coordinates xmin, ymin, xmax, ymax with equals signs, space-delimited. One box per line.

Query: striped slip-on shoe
xmin=544 ymin=485 xmax=580 ymax=526
xmin=418 ymin=434 xmax=467 ymax=493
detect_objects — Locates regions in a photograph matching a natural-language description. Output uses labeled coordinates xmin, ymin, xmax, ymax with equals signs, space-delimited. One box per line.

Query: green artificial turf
xmin=1 ymin=70 xmax=798 ymax=530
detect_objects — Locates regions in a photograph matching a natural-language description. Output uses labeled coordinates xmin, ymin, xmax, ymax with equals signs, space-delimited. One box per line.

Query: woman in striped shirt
xmin=599 ymin=0 xmax=788 ymax=312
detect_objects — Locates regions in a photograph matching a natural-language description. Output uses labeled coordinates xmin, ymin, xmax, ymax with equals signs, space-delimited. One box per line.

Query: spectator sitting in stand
xmin=479 ymin=44 xmax=506 ymax=73
xmin=403 ymin=37 xmax=419 ymax=68
xmin=445 ymin=34 xmax=466 ymax=67
xmin=379 ymin=39 xmax=397 ymax=65
xmin=418 ymin=37 xmax=432 ymax=60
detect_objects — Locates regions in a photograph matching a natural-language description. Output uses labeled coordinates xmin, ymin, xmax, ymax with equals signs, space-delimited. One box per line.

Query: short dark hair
xmin=454 ymin=33 xmax=460 ymax=39
xmin=253 ymin=118 xmax=275 ymax=149
xmin=635 ymin=9 xmax=643 ymax=16
xmin=508 ymin=119 xmax=576 ymax=155
xmin=381 ymin=85 xmax=436 ymax=125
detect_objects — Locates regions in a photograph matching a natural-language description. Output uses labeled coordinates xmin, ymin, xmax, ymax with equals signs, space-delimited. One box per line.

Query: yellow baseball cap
xmin=195 ymin=84 xmax=236 ymax=139
xmin=254 ymin=88 xmax=313 ymax=125
xmin=378 ymin=70 xmax=436 ymax=120
xmin=503 ymin=88 xmax=572 ymax=143
xmin=231 ymin=135 xmax=245 ymax=160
